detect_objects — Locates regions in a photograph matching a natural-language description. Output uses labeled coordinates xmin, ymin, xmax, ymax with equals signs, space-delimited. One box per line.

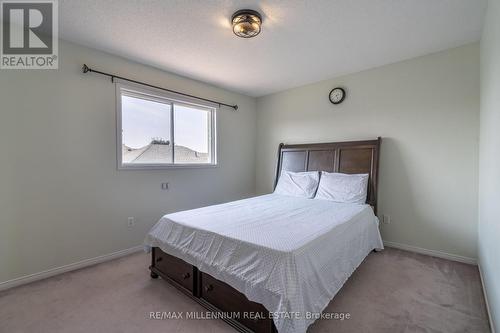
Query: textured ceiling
xmin=59 ymin=0 xmax=486 ymax=97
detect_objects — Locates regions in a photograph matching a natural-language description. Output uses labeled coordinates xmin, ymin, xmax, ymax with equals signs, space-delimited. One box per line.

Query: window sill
xmin=118 ymin=163 xmax=218 ymax=170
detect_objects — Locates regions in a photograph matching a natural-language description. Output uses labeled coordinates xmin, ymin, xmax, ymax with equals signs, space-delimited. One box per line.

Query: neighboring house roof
xmin=122 ymin=143 xmax=208 ymax=164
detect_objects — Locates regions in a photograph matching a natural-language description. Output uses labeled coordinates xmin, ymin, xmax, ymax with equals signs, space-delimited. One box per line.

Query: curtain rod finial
xmin=82 ymin=64 xmax=90 ymax=73
xmin=233 ymin=105 xmax=238 ymax=111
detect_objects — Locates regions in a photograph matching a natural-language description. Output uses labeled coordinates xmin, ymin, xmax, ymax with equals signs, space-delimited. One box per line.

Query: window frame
xmin=116 ymin=81 xmax=218 ymax=170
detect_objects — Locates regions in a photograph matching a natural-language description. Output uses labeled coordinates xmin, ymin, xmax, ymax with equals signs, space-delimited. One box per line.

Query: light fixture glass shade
xmin=232 ymin=10 xmax=262 ymax=38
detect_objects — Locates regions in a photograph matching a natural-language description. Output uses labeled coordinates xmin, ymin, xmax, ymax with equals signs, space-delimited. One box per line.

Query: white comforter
xmin=144 ymin=194 xmax=383 ymax=333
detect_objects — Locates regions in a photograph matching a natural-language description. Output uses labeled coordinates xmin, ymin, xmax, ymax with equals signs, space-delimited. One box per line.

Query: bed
xmin=144 ymin=138 xmax=383 ymax=333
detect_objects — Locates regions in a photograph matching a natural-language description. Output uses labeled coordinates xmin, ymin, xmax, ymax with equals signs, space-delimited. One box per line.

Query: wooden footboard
xmin=150 ymin=247 xmax=277 ymax=333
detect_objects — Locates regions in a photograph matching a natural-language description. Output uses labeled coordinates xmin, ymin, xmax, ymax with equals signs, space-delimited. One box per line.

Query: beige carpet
xmin=0 ymin=248 xmax=490 ymax=333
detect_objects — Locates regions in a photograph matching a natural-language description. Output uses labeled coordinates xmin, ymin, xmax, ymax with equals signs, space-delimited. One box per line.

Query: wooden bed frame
xmin=149 ymin=138 xmax=381 ymax=333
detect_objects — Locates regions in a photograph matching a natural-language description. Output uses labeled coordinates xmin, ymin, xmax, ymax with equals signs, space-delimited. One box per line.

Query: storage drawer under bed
xmin=152 ymin=248 xmax=194 ymax=292
xmin=200 ymin=272 xmax=273 ymax=333
xmin=150 ymin=248 xmax=276 ymax=333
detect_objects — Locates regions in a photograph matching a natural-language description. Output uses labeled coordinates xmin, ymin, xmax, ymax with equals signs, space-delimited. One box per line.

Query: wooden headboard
xmin=274 ymin=137 xmax=381 ymax=213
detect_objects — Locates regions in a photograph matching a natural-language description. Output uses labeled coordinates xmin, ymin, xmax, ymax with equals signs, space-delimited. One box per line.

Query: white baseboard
xmin=478 ymin=263 xmax=496 ymax=333
xmin=0 ymin=245 xmax=143 ymax=292
xmin=383 ymin=240 xmax=477 ymax=265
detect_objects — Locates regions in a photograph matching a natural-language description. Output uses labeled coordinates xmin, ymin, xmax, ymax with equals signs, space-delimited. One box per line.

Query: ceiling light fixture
xmin=231 ymin=9 xmax=262 ymax=38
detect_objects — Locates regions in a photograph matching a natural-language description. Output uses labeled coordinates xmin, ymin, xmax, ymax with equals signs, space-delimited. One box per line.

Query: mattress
xmin=144 ymin=194 xmax=384 ymax=333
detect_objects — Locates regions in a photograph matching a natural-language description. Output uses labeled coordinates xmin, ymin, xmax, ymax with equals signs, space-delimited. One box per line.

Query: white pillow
xmin=315 ymin=172 xmax=369 ymax=204
xmin=274 ymin=171 xmax=320 ymax=198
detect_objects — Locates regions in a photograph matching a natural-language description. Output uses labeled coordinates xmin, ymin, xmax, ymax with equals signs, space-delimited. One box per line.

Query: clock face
xmin=329 ymin=88 xmax=345 ymax=104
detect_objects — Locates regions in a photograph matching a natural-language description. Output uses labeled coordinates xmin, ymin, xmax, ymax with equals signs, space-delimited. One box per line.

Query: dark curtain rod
xmin=81 ymin=64 xmax=238 ymax=110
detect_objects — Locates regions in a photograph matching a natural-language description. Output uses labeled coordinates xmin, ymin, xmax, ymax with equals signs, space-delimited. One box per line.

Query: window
xmin=117 ymin=83 xmax=216 ymax=169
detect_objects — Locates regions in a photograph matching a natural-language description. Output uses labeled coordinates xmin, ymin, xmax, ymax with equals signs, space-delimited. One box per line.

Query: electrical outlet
xmin=382 ymin=214 xmax=391 ymax=225
xmin=161 ymin=182 xmax=169 ymax=190
xmin=127 ymin=217 xmax=135 ymax=227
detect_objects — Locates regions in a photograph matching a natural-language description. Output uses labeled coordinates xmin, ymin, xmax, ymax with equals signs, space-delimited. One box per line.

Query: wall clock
xmin=329 ymin=87 xmax=346 ymax=104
